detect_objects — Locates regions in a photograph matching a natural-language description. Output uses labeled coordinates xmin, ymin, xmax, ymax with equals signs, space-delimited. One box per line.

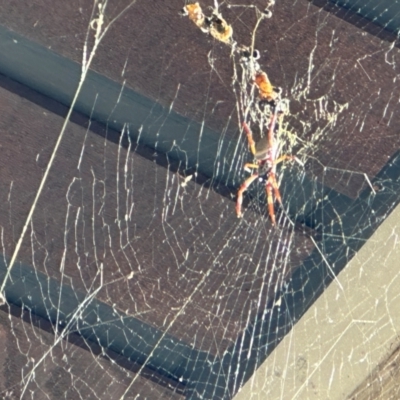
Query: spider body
xmin=253 ymin=137 xmax=273 ymax=174
xmin=236 ymin=110 xmax=294 ymax=225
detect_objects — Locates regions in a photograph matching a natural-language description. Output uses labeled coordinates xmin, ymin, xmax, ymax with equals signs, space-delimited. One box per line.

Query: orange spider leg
xmin=271 ymin=155 xmax=295 ymax=201
xmin=236 ymin=174 xmax=259 ymax=218
xmin=242 ymin=122 xmax=256 ymax=155
xmin=269 ymin=173 xmax=282 ymax=202
xmin=266 ymin=157 xmax=295 ymax=224
xmin=273 ymin=154 xmax=295 ymax=165
xmin=266 ymin=172 xmax=284 ymax=225
xmin=266 ymin=178 xmax=276 ymax=225
xmin=244 ymin=163 xmax=259 ymax=170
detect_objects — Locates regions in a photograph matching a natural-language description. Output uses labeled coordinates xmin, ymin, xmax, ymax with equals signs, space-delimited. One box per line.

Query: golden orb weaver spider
xmin=236 ymin=107 xmax=296 ymax=225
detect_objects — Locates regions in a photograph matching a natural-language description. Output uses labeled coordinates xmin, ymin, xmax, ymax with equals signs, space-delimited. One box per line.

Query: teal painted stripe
xmin=0 ymin=256 xmax=215 ymax=386
xmin=332 ymin=0 xmax=400 ymax=33
xmin=0 ymin=24 xmax=239 ymax=186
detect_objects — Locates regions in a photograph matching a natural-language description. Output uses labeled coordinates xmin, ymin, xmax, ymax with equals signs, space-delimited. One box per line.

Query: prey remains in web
xmin=181 ymin=2 xmax=233 ymax=44
xmin=181 ymin=1 xmax=276 ymax=45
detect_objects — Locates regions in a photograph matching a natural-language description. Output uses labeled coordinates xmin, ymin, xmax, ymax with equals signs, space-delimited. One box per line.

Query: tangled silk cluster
xmin=181 ymin=2 xmax=233 ymax=44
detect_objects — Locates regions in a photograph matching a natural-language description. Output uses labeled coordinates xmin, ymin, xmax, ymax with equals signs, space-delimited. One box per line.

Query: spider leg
xmin=244 ymin=163 xmax=259 ymax=172
xmin=266 ymin=178 xmax=276 ymax=225
xmin=242 ymin=122 xmax=256 ymax=156
xmin=273 ymin=154 xmax=295 ymax=165
xmin=236 ymin=174 xmax=258 ymax=218
xmin=267 ymin=172 xmax=283 ymax=225
xmin=269 ymin=173 xmax=282 ymax=204
xmin=265 ymin=156 xmax=297 ymax=225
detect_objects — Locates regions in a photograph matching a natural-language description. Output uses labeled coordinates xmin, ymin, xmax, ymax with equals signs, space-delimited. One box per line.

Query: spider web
xmin=0 ymin=0 xmax=399 ymax=399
